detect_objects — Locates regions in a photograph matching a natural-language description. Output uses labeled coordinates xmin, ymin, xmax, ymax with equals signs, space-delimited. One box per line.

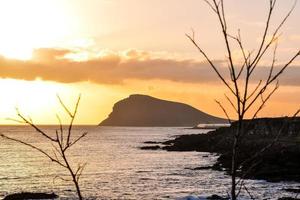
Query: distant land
xmin=99 ymin=94 xmax=227 ymax=127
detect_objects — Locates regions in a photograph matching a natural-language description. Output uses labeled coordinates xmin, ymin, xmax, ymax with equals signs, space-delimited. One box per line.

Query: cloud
xmin=0 ymin=48 xmax=299 ymax=86
xmin=32 ymin=48 xmax=71 ymax=62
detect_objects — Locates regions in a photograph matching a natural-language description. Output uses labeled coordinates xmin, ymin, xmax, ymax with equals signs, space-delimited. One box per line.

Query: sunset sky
xmin=0 ymin=0 xmax=299 ymax=124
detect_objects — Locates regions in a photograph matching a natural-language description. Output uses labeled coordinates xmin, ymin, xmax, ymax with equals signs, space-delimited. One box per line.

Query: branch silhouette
xmin=1 ymin=94 xmax=86 ymax=200
xmin=187 ymin=0 xmax=299 ymax=199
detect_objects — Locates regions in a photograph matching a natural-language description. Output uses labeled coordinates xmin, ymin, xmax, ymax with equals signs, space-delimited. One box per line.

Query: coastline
xmin=142 ymin=117 xmax=300 ymax=183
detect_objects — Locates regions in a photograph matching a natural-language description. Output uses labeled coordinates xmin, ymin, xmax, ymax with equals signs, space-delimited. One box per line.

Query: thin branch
xmin=251 ymin=1 xmax=297 ymax=72
xmin=251 ymin=82 xmax=279 ymax=119
xmin=0 ymin=134 xmax=67 ymax=168
xmin=76 ymin=163 xmax=87 ymax=182
xmin=57 ymin=94 xmax=81 ymax=149
xmin=56 ymin=114 xmax=64 ymax=147
xmin=15 ymin=109 xmax=56 ymax=142
xmin=246 ymin=80 xmax=262 ymax=101
xmin=68 ymin=132 xmax=88 ymax=149
xmin=57 ymin=95 xmax=73 ymax=118
xmin=224 ymin=94 xmax=238 ymax=113
xmin=250 ymin=0 xmax=275 ymax=67
xmin=2 ymin=94 xmax=86 ymax=200
xmin=243 ymin=184 xmax=255 ymax=200
xmin=266 ymin=41 xmax=278 ymax=83
xmin=245 ymin=50 xmax=299 ymax=113
xmin=186 ymin=33 xmax=236 ymax=96
xmin=189 ymin=1 xmax=299 ymax=199
xmin=53 ymin=175 xmax=70 ymax=183
xmin=203 ymin=0 xmax=217 ymax=13
xmin=215 ymin=100 xmax=232 ymax=123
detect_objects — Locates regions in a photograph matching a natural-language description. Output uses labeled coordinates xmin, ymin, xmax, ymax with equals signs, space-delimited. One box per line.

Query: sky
xmin=0 ymin=0 xmax=299 ymax=124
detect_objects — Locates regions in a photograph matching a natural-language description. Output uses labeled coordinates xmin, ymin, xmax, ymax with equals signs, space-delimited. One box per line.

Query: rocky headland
xmin=144 ymin=117 xmax=300 ymax=182
xmin=99 ymin=94 xmax=227 ymax=127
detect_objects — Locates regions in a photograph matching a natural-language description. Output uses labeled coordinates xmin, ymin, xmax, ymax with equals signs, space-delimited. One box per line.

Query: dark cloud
xmin=0 ymin=48 xmax=299 ymax=86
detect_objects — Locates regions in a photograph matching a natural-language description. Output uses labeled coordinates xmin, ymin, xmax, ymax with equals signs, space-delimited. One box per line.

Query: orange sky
xmin=0 ymin=0 xmax=299 ymax=124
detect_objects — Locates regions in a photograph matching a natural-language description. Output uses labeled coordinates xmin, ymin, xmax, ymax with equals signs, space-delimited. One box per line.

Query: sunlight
xmin=0 ymin=0 xmax=72 ymax=60
xmin=0 ymin=79 xmax=122 ymax=125
xmin=0 ymin=79 xmax=75 ymax=124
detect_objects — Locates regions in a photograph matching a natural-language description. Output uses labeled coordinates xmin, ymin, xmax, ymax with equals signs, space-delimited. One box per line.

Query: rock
xmin=177 ymin=195 xmax=201 ymax=200
xmin=140 ymin=145 xmax=161 ymax=150
xmin=283 ymin=188 xmax=300 ymax=193
xmin=99 ymin=94 xmax=227 ymax=127
xmin=207 ymin=194 xmax=229 ymax=200
xmin=144 ymin=141 xmax=160 ymax=144
xmin=160 ymin=117 xmax=300 ymax=182
xmin=189 ymin=166 xmax=213 ymax=170
xmin=3 ymin=192 xmax=58 ymax=200
xmin=177 ymin=195 xmax=229 ymax=200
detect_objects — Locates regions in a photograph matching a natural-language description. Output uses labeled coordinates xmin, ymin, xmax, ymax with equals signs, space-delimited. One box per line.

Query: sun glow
xmin=0 ymin=79 xmax=73 ymax=123
xmin=0 ymin=0 xmax=73 ymax=60
xmin=0 ymin=79 xmax=122 ymax=125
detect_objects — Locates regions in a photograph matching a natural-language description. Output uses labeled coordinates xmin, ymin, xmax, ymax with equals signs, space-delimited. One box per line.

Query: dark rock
xmin=144 ymin=141 xmax=160 ymax=144
xmin=188 ymin=166 xmax=213 ymax=170
xmin=3 ymin=192 xmax=58 ymax=200
xmin=99 ymin=94 xmax=227 ymax=127
xmin=284 ymin=188 xmax=300 ymax=193
xmin=160 ymin=117 xmax=300 ymax=182
xmin=140 ymin=145 xmax=161 ymax=150
xmin=278 ymin=198 xmax=300 ymax=200
xmin=207 ymin=194 xmax=229 ymax=199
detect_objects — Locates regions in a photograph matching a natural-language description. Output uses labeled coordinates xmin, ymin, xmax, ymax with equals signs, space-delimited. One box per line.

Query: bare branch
xmin=75 ymin=163 xmax=87 ymax=182
xmin=190 ymin=1 xmax=298 ymax=199
xmin=74 ymin=163 xmax=84 ymax=182
xmin=57 ymin=95 xmax=73 ymax=118
xmin=250 ymin=0 xmax=275 ymax=67
xmin=57 ymin=94 xmax=81 ymax=149
xmin=2 ymin=95 xmax=86 ymax=200
xmin=224 ymin=94 xmax=238 ymax=113
xmin=0 ymin=134 xmax=67 ymax=168
xmin=68 ymin=132 xmax=88 ymax=149
xmin=203 ymin=0 xmax=217 ymax=13
xmin=6 ymin=117 xmax=25 ymax=124
xmin=53 ymin=175 xmax=70 ymax=183
xmin=15 ymin=109 xmax=56 ymax=142
xmin=186 ymin=33 xmax=236 ymax=96
xmin=251 ymin=1 xmax=297 ymax=72
xmin=215 ymin=100 xmax=232 ymax=124
xmin=251 ymin=82 xmax=279 ymax=119
xmin=246 ymin=50 xmax=300 ymax=112
xmin=243 ymin=184 xmax=256 ymax=200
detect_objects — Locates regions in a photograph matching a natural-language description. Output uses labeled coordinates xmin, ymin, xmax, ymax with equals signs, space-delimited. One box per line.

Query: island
xmin=99 ymin=94 xmax=227 ymax=127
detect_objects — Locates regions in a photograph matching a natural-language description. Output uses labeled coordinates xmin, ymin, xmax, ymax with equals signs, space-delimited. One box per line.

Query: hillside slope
xmin=99 ymin=94 xmax=227 ymax=127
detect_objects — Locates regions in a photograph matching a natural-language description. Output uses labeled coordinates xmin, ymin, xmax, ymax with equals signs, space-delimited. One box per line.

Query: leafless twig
xmin=1 ymin=95 xmax=86 ymax=200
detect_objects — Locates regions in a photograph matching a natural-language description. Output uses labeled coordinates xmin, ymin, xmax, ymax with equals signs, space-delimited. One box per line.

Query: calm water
xmin=0 ymin=126 xmax=298 ymax=199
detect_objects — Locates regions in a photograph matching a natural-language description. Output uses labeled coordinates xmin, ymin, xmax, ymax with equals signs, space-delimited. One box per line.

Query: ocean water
xmin=0 ymin=126 xmax=298 ymax=200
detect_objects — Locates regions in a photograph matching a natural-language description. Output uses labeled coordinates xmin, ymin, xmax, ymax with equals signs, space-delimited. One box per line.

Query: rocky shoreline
xmin=3 ymin=192 xmax=58 ymax=200
xmin=142 ymin=117 xmax=300 ymax=183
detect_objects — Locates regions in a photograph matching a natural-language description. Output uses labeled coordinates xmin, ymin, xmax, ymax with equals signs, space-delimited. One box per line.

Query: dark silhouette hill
xmin=99 ymin=94 xmax=227 ymax=127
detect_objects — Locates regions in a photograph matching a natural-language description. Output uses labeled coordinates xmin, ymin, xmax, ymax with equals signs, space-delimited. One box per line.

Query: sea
xmin=0 ymin=126 xmax=298 ymax=200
